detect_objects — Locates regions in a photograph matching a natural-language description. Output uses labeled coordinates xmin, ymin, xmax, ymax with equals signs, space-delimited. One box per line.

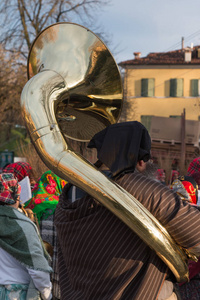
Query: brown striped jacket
xmin=55 ymin=172 xmax=200 ymax=300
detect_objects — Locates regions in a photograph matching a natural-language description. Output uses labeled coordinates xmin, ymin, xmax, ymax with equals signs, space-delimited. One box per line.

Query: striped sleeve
xmin=117 ymin=172 xmax=200 ymax=255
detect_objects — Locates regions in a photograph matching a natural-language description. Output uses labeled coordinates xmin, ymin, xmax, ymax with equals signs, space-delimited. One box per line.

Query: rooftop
xmin=119 ymin=45 xmax=200 ymax=67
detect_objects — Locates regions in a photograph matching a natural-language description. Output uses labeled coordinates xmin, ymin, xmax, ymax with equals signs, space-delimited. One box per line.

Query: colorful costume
xmin=25 ymin=170 xmax=66 ymax=223
xmin=171 ymin=169 xmax=200 ymax=300
xmin=171 ymin=175 xmax=198 ymax=205
xmin=0 ymin=173 xmax=52 ymax=300
xmin=25 ymin=170 xmax=67 ymax=299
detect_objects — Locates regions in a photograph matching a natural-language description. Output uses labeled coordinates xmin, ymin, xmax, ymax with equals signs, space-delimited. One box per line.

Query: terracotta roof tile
xmin=119 ymin=46 xmax=200 ymax=66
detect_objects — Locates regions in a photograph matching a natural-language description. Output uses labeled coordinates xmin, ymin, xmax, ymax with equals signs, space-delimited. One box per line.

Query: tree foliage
xmin=0 ymin=0 xmax=110 ymax=60
xmin=0 ymin=46 xmax=26 ymax=127
xmin=0 ymin=0 xmax=110 ymax=134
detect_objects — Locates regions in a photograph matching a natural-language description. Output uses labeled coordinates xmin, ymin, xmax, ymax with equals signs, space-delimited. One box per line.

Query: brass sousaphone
xmin=21 ymin=22 xmax=195 ymax=282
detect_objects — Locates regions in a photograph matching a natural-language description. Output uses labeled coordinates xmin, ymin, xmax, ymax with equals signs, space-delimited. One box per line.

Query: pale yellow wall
xmin=124 ymin=66 xmax=200 ymax=121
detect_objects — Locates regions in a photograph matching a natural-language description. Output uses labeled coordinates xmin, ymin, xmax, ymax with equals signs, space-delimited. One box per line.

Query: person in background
xmin=25 ymin=170 xmax=67 ymax=300
xmin=187 ymin=157 xmax=200 ymax=206
xmin=0 ymin=173 xmax=52 ymax=300
xmin=171 ymin=175 xmax=198 ymax=206
xmin=3 ymin=161 xmax=36 ymax=189
xmin=171 ymin=170 xmax=179 ymax=184
xmin=141 ymin=159 xmax=158 ymax=180
xmin=3 ymin=161 xmax=37 ymax=217
xmin=155 ymin=168 xmax=166 ymax=184
xmin=171 ymin=174 xmax=200 ymax=299
xmin=55 ymin=121 xmax=200 ymax=300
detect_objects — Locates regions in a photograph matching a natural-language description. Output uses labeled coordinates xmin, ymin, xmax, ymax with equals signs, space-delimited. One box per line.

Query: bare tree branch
xmin=0 ymin=0 xmax=111 ymax=128
xmin=0 ymin=0 xmax=110 ymax=60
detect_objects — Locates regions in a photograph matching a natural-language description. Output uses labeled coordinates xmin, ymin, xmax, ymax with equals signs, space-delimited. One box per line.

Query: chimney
xmin=184 ymin=48 xmax=192 ymax=62
xmin=182 ymin=37 xmax=184 ymax=50
xmin=133 ymin=52 xmax=141 ymax=59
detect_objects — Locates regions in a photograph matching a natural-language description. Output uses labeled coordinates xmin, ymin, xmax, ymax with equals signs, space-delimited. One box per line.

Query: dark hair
xmin=88 ymin=121 xmax=151 ymax=178
xmin=94 ymin=160 xmax=103 ymax=169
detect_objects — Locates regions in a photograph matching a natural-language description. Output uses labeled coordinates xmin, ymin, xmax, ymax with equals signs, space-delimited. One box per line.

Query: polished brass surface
xmin=21 ymin=22 xmax=192 ymax=283
xmin=27 ymin=22 xmax=122 ymax=141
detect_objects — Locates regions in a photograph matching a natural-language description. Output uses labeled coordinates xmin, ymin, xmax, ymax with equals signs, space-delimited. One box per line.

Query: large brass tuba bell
xmin=21 ymin=22 xmax=193 ymax=282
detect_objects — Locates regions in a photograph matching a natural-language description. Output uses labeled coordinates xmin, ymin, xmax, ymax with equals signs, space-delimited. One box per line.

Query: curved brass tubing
xmin=21 ymin=68 xmax=190 ymax=282
xmin=21 ymin=22 xmax=192 ymax=282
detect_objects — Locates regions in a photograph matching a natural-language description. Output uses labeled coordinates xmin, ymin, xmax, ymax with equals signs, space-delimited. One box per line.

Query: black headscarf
xmin=87 ymin=121 xmax=151 ymax=178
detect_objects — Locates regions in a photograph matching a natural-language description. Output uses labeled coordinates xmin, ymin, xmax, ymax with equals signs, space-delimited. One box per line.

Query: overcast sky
xmin=98 ymin=0 xmax=200 ymax=64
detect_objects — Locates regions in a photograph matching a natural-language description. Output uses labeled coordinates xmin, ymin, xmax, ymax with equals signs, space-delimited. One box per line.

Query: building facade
xmin=119 ymin=46 xmax=200 ymax=122
xmin=119 ymin=45 xmax=200 ymax=179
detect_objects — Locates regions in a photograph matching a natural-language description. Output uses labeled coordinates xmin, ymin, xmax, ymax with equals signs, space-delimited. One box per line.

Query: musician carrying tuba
xmin=55 ymin=121 xmax=200 ymax=300
xmin=20 ymin=22 xmax=200 ymax=300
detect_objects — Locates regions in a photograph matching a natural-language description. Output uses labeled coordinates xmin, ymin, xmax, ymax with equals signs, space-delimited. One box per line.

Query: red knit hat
xmin=3 ymin=162 xmax=32 ymax=182
xmin=187 ymin=157 xmax=200 ymax=187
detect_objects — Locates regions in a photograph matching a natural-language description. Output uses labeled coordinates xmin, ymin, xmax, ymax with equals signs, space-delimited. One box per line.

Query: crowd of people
xmin=1 ymin=121 xmax=200 ymax=299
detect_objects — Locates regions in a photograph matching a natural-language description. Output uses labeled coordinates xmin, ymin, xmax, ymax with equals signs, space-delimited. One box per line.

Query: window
xmin=141 ymin=115 xmax=153 ymax=131
xmin=169 ymin=115 xmax=181 ymax=118
xmin=141 ymin=78 xmax=155 ymax=97
xmin=191 ymin=79 xmax=200 ymax=97
xmin=170 ymin=79 xmax=183 ymax=97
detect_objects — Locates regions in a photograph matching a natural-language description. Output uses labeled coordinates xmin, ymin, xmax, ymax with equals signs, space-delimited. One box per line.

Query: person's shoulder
xmin=117 ymin=171 xmax=156 ymax=184
xmin=117 ymin=172 xmax=172 ymax=194
xmin=115 ymin=172 xmax=146 ymax=188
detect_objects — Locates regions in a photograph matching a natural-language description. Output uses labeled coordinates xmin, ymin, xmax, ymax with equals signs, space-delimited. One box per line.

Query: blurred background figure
xmin=171 ymin=175 xmax=198 ymax=206
xmin=3 ymin=161 xmax=36 ymax=189
xmin=171 ymin=174 xmax=200 ymax=299
xmin=141 ymin=159 xmax=159 ymax=179
xmin=24 ymin=170 xmax=67 ymax=300
xmin=171 ymin=170 xmax=179 ymax=184
xmin=187 ymin=157 xmax=200 ymax=205
xmin=0 ymin=173 xmax=52 ymax=299
xmin=155 ymin=168 xmax=166 ymax=184
xmin=3 ymin=161 xmax=37 ymax=215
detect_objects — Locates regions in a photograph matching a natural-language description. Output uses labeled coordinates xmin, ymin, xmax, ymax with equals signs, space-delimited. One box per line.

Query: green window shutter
xmin=191 ymin=79 xmax=199 ymax=96
xmin=141 ymin=115 xmax=153 ymax=131
xmin=148 ymin=78 xmax=155 ymax=96
xmin=141 ymin=79 xmax=148 ymax=96
xmin=170 ymin=79 xmax=176 ymax=96
xmin=141 ymin=78 xmax=155 ymax=97
xmin=176 ymin=79 xmax=183 ymax=96
xmin=169 ymin=115 xmax=181 ymax=118
xmin=170 ymin=79 xmax=183 ymax=97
